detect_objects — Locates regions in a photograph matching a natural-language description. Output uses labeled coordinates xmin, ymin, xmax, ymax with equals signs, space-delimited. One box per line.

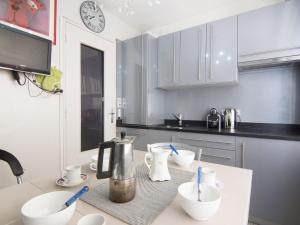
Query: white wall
xmin=0 ymin=0 xmax=140 ymax=188
xmin=147 ymin=0 xmax=283 ymax=37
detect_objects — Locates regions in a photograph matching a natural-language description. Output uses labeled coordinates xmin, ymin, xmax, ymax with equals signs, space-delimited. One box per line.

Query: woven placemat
xmin=80 ymin=164 xmax=194 ymax=225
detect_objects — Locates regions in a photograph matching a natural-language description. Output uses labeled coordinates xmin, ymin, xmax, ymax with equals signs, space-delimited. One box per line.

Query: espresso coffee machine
xmin=97 ymin=132 xmax=136 ymax=203
xmin=206 ymin=108 xmax=221 ymax=131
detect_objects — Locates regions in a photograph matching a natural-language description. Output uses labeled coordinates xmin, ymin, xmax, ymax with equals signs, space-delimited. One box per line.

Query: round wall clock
xmin=80 ymin=1 xmax=105 ymax=33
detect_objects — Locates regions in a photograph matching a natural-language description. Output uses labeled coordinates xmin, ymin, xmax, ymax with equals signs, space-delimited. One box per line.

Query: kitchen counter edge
xmin=117 ymin=123 xmax=300 ymax=142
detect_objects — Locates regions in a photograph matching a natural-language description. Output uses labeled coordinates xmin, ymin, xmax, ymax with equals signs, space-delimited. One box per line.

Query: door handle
xmin=241 ymin=142 xmax=245 ymax=168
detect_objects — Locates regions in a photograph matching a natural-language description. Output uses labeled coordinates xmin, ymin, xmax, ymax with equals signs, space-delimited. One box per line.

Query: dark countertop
xmin=117 ymin=120 xmax=300 ymax=142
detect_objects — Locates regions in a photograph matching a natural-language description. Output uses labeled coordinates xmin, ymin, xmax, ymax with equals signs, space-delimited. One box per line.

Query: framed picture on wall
xmin=0 ymin=0 xmax=57 ymax=43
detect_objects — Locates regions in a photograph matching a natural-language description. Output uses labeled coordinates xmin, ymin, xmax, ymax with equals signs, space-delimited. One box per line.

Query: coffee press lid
xmin=113 ymin=132 xmax=135 ymax=144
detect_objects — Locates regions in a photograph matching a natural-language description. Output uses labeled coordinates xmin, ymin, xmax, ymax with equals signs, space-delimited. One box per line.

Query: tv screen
xmin=0 ymin=23 xmax=52 ymax=75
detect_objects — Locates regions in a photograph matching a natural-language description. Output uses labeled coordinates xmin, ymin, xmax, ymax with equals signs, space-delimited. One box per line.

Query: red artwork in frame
xmin=0 ymin=0 xmax=56 ymax=41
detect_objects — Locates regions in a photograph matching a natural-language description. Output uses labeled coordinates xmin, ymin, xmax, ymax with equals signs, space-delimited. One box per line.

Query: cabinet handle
xmin=202 ymin=153 xmax=231 ymax=160
xmin=179 ymin=32 xmax=181 ymax=82
xmin=173 ymin=34 xmax=176 ymax=82
xmin=198 ymin=29 xmax=201 ymax=81
xmin=241 ymin=142 xmax=245 ymax=168
xmin=209 ymin=24 xmax=213 ymax=80
xmin=180 ymin=137 xmax=233 ymax=145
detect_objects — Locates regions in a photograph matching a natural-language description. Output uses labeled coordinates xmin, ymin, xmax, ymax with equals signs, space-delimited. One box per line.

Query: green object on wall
xmin=36 ymin=67 xmax=62 ymax=91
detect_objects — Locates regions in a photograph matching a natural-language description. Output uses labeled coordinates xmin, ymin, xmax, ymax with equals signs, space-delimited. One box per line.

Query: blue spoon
xmin=197 ymin=167 xmax=202 ymax=201
xmin=60 ymin=186 xmax=89 ymax=211
xmin=169 ymin=144 xmax=179 ymax=155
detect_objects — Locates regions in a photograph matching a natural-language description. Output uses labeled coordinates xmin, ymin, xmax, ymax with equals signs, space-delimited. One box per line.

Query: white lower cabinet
xmin=236 ymin=137 xmax=300 ymax=225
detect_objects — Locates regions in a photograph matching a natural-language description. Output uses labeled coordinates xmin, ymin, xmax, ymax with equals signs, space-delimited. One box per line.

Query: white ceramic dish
xmin=178 ymin=182 xmax=221 ymax=221
xmin=171 ymin=150 xmax=195 ymax=167
xmin=21 ymin=191 xmax=76 ymax=225
xmin=56 ymin=174 xmax=88 ymax=187
xmin=77 ymin=214 xmax=105 ymax=225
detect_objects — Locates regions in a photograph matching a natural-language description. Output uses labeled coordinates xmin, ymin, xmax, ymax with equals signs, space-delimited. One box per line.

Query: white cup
xmin=90 ymin=155 xmax=98 ymax=171
xmin=63 ymin=165 xmax=81 ymax=185
xmin=201 ymin=167 xmax=217 ymax=186
xmin=77 ymin=214 xmax=105 ymax=225
xmin=90 ymin=153 xmax=110 ymax=172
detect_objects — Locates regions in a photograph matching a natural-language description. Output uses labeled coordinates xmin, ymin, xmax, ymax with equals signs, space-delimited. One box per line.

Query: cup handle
xmin=62 ymin=171 xmax=68 ymax=182
xmin=90 ymin=163 xmax=97 ymax=170
xmin=144 ymin=152 xmax=153 ymax=170
xmin=147 ymin=144 xmax=151 ymax=152
xmin=215 ymin=180 xmax=224 ymax=191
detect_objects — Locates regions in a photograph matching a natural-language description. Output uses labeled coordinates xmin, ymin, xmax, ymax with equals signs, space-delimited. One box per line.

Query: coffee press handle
xmin=96 ymin=141 xmax=115 ymax=179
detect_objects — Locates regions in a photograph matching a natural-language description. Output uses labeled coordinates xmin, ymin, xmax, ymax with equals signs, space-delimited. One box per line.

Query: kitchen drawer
xmin=178 ymin=133 xmax=236 ymax=150
xmin=201 ymin=148 xmax=236 ymax=166
xmin=117 ymin=127 xmax=147 ymax=136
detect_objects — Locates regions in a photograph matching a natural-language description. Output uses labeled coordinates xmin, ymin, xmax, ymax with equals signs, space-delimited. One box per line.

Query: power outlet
xmin=236 ymin=109 xmax=241 ymax=117
xmin=117 ymin=98 xmax=122 ymax=108
xmin=122 ymin=98 xmax=126 ymax=108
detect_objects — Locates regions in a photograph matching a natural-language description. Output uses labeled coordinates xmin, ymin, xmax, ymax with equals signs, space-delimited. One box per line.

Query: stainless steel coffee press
xmin=97 ymin=132 xmax=136 ymax=203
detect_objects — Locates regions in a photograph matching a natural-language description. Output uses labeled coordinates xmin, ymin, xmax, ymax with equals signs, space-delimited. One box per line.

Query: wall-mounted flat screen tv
xmin=0 ymin=23 xmax=52 ymax=75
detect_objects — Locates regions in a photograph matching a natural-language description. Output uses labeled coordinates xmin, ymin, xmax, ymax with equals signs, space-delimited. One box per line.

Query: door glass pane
xmin=81 ymin=44 xmax=104 ymax=152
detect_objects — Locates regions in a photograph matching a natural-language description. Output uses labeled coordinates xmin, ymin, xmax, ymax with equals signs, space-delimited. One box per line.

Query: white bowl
xmin=178 ymin=182 xmax=221 ymax=221
xmin=172 ymin=150 xmax=195 ymax=167
xmin=77 ymin=214 xmax=105 ymax=225
xmin=21 ymin=191 xmax=76 ymax=225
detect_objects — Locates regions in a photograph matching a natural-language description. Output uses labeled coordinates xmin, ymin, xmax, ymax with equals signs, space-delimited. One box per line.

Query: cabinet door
xmin=236 ymin=137 xmax=300 ymax=225
xmin=176 ymin=132 xmax=236 ymax=166
xmin=116 ymin=127 xmax=147 ymax=151
xmin=201 ymin=148 xmax=235 ymax=166
xmin=206 ymin=16 xmax=238 ymax=84
xmin=238 ymin=0 xmax=300 ymax=56
xmin=179 ymin=25 xmax=206 ymax=85
xmin=121 ymin=36 xmax=143 ymax=124
xmin=178 ymin=132 xmax=236 ymax=151
xmin=157 ymin=33 xmax=176 ymax=88
xmin=117 ymin=128 xmax=176 ymax=151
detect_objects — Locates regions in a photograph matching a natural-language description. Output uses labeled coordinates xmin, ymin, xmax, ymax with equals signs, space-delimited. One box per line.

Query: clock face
xmin=80 ymin=1 xmax=105 ymax=33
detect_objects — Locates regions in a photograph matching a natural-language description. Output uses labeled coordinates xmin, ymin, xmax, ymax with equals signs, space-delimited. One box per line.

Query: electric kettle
xmin=223 ymin=108 xmax=241 ymax=130
xmin=97 ymin=132 xmax=136 ymax=203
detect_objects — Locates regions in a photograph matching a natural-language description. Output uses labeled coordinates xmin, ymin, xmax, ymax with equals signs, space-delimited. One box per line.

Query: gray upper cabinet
xmin=121 ymin=36 xmax=143 ymax=124
xmin=179 ymin=25 xmax=206 ymax=85
xmin=236 ymin=137 xmax=300 ymax=225
xmin=206 ymin=16 xmax=238 ymax=84
xmin=238 ymin=0 xmax=300 ymax=56
xmin=157 ymin=33 xmax=176 ymax=88
xmin=119 ymin=34 xmax=165 ymax=125
xmin=157 ymin=16 xmax=238 ymax=89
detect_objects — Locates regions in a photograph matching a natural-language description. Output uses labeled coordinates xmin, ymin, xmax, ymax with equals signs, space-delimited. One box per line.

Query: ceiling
xmin=102 ymin=0 xmax=282 ymax=34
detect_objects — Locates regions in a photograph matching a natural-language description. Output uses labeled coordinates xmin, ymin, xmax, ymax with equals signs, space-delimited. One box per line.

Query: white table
xmin=0 ymin=150 xmax=252 ymax=225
